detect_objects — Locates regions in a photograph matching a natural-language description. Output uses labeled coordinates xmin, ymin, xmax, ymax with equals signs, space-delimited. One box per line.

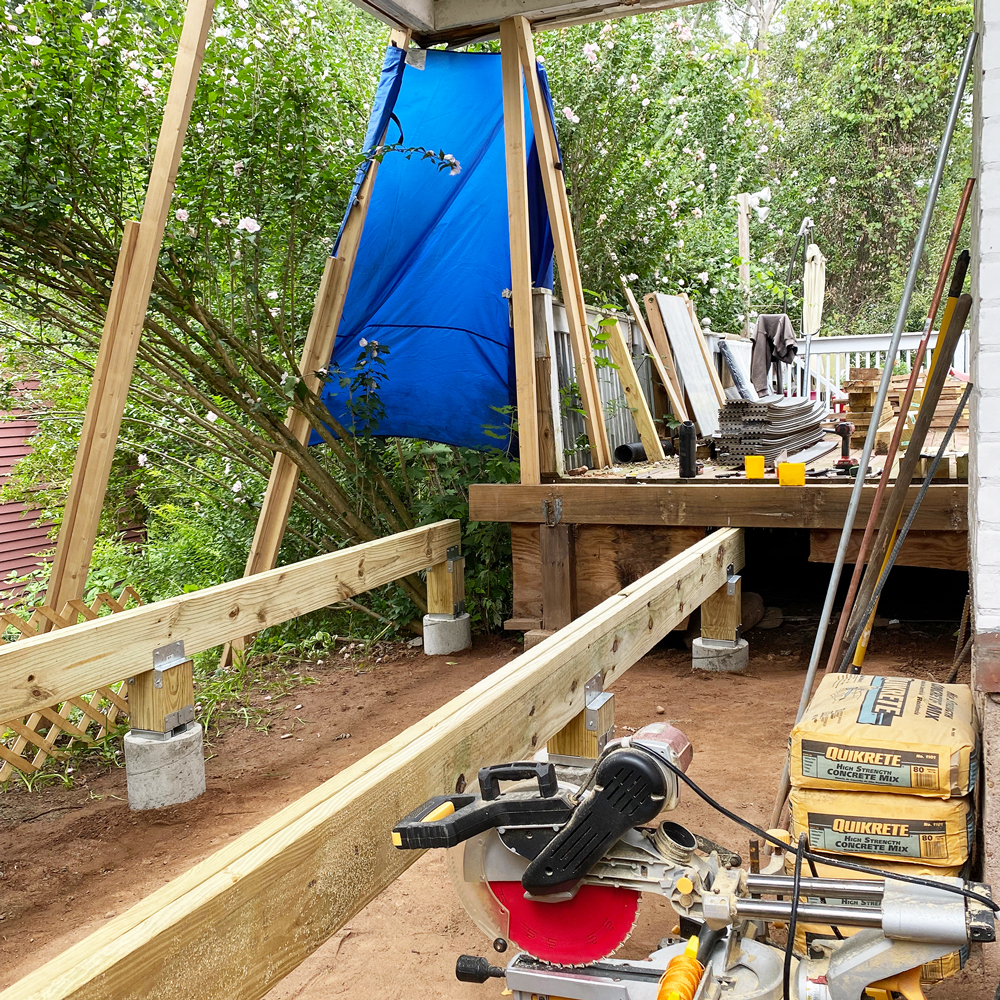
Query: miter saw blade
xmin=487 ymin=880 xmax=641 ymax=965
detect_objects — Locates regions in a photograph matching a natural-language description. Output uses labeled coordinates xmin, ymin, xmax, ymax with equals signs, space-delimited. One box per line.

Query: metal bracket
xmin=542 ymin=498 xmax=562 ymax=526
xmin=152 ymin=640 xmax=187 ymax=689
xmin=726 ymin=565 xmax=741 ymax=596
xmin=584 ymin=673 xmax=613 ymax=733
xmin=131 ymin=715 xmax=195 ymax=742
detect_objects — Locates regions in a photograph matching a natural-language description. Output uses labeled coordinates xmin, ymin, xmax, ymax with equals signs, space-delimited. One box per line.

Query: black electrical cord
xmin=783 ymin=833 xmax=808 ymax=1000
xmin=805 ymin=854 xmax=843 ymax=939
xmin=625 ymin=741 xmax=1000 ymax=914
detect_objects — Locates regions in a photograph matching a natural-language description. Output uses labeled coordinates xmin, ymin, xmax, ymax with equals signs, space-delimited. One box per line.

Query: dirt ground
xmin=0 ymin=622 xmax=992 ymax=998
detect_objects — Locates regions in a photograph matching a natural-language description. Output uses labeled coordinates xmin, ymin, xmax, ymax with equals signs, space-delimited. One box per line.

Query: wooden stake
xmin=44 ymin=0 xmax=216 ymax=621
xmin=511 ymin=15 xmax=611 ymax=469
xmin=606 ymin=319 xmax=664 ymax=461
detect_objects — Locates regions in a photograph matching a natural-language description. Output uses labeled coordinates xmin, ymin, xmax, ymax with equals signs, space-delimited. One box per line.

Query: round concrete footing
xmin=423 ymin=613 xmax=472 ymax=655
xmin=692 ymin=637 xmax=749 ymax=673
xmin=124 ymin=722 xmax=206 ymax=811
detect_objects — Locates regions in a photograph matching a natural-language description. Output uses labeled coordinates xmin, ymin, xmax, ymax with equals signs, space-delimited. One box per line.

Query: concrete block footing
xmin=692 ymin=637 xmax=749 ymax=673
xmin=422 ymin=612 xmax=472 ymax=655
xmin=124 ymin=722 xmax=206 ymax=811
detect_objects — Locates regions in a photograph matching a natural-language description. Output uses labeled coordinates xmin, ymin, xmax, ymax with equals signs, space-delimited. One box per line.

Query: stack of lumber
xmin=842 ymin=368 xmax=895 ymax=452
xmin=888 ymin=373 xmax=969 ymax=430
xmin=717 ymin=394 xmax=826 ymax=464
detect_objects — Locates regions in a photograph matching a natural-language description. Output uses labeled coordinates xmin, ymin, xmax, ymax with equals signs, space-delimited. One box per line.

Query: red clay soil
xmin=0 ymin=627 xmax=990 ymax=998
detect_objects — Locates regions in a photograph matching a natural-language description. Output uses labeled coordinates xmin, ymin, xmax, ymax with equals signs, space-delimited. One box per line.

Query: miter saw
xmin=392 ymin=721 xmax=997 ymax=1000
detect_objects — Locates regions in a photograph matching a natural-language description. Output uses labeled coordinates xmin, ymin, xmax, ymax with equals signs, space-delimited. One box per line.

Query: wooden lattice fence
xmin=0 ymin=586 xmax=142 ymax=781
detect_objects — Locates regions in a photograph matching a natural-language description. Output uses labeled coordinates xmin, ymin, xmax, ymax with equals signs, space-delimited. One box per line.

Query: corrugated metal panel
xmin=550 ymin=301 xmax=654 ymax=468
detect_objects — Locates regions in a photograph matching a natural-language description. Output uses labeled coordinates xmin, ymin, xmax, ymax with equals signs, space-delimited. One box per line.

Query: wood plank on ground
xmin=0 ymin=521 xmax=460 ymax=722
xmin=469 ymin=483 xmax=968 ymax=532
xmin=0 ymin=528 xmax=743 ymax=1000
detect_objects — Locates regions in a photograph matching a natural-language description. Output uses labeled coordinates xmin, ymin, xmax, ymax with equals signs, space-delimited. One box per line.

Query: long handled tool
xmin=838 ymin=293 xmax=972 ymax=667
xmin=769 ymin=32 xmax=978 ymax=830
xmin=835 ymin=380 xmax=974 ymax=673
xmin=823 ymin=180 xmax=975 ymax=674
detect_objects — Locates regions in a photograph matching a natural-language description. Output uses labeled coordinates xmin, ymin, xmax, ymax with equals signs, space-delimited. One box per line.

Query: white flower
xmin=710 ymin=288 xmax=719 ymax=295
xmin=536 ymin=55 xmax=545 ymax=64
xmin=137 ymin=454 xmax=148 ymax=467
xmin=152 ymin=68 xmax=163 ymax=79
xmin=709 ymin=162 xmax=717 ymax=172
xmin=359 ymin=337 xmax=368 ymax=347
xmin=29 ymin=56 xmax=39 ymax=66
xmin=678 ymin=25 xmax=692 ymax=41
xmin=81 ymin=10 xmax=93 ymax=20
xmin=269 ymin=307 xmax=279 ymax=316
xmin=345 ymin=138 xmax=355 ymax=148
xmin=175 ymin=208 xmax=189 ymax=222
xmin=627 ymin=272 xmax=638 ymax=281
xmin=129 ymin=60 xmax=140 ymax=70
xmin=582 ymin=42 xmax=599 ymax=64
xmin=442 ymin=152 xmax=461 ymax=176
xmin=698 ymin=271 xmax=709 ymax=283
xmin=605 ymin=40 xmax=614 ymax=49
xmin=236 ymin=216 xmax=260 ymax=233
xmin=267 ymin=290 xmax=279 ymax=299
xmin=211 ymin=216 xmax=222 ymax=226
xmin=206 ymin=412 xmax=218 ymax=422
xmin=641 ymin=98 xmax=650 ymax=107
xmin=726 ymin=112 xmax=735 ymax=124
xmin=630 ymin=73 xmax=638 ymax=83
xmin=828 ymin=176 xmax=837 ymax=185
xmin=696 ymin=183 xmax=704 ymax=193
xmin=562 ymin=106 xmax=575 ymax=121
xmin=677 ymin=239 xmax=685 ymax=248
xmin=24 ymin=34 xmax=42 ymax=46
xmin=232 ymin=159 xmax=244 ymax=179
xmin=232 ymin=480 xmax=242 ymax=493
xmin=790 ymin=169 xmax=799 ymax=178
xmin=238 ymin=0 xmax=249 ymax=7
xmin=97 ymin=34 xmax=110 ymax=47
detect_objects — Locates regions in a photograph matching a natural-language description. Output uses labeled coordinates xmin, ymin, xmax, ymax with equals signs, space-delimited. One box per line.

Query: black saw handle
xmin=478 ymin=761 xmax=558 ymax=801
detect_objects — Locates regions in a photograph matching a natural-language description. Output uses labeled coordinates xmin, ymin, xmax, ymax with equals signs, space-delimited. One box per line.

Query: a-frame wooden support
xmin=42 ymin=0 xmax=216 ymax=621
xmin=509 ymin=15 xmax=612 ymax=471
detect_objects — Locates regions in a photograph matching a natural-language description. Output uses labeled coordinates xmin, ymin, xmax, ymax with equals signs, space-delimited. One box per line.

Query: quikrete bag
xmin=789 ymin=675 xmax=978 ymax=798
xmin=790 ymin=787 xmax=973 ymax=867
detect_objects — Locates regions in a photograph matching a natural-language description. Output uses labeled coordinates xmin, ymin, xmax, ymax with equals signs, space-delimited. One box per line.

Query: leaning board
xmin=654 ymin=293 xmax=720 ymax=437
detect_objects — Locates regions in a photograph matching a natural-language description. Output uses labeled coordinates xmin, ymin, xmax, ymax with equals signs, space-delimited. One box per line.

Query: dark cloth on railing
xmin=751 ymin=314 xmax=798 ymax=395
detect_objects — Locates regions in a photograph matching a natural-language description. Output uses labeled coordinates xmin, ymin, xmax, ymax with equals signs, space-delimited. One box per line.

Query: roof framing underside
xmin=355 ymin=0 xmax=703 ymax=46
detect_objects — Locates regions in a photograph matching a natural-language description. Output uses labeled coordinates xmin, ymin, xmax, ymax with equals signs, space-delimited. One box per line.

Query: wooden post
xmin=642 ymin=292 xmax=690 ymax=421
xmin=533 ymin=287 xmax=565 ymax=477
xmin=701 ymin=574 xmax=741 ymax=643
xmin=426 ymin=550 xmax=465 ymax=618
xmin=129 ymin=660 xmax=195 ymax=735
xmin=500 ymin=19 xmax=541 ymax=486
xmin=240 ymin=28 xmax=412 ymax=587
xmin=511 ymin=15 xmax=611 ymax=470
xmin=540 ymin=522 xmax=574 ymax=631
xmin=737 ymin=192 xmax=751 ymax=338
xmin=606 ymin=319 xmax=665 ymax=461
xmin=547 ymin=690 xmax=614 ymax=760
xmin=43 ymin=0 xmax=216 ymax=621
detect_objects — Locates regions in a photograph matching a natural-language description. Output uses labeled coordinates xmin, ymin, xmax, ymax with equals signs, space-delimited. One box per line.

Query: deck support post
xmin=423 ymin=546 xmax=472 ymax=655
xmin=693 ymin=569 xmax=748 ymax=672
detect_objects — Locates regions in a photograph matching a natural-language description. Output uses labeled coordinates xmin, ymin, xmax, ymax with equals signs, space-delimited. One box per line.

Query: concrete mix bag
xmin=789 ymin=674 xmax=978 ymax=798
xmin=789 ymin=787 xmax=973 ymax=866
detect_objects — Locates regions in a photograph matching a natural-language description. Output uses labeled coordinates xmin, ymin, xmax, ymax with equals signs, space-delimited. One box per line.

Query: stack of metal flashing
xmin=717 ymin=393 xmax=827 ymax=464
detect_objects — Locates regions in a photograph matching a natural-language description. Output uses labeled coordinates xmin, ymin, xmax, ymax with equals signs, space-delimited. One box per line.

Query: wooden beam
xmin=43 ymin=0 xmax=216 ymax=620
xmin=468 ymin=482 xmax=969 ymax=531
xmin=606 ymin=319 xmax=664 ymax=461
xmin=512 ymin=15 xmax=611 ymax=469
xmin=641 ymin=290 xmax=689 ymax=422
xmin=241 ymin=29 xmax=411 ymax=583
xmin=533 ymin=288 xmax=564 ymax=477
xmin=0 ymin=528 xmax=742 ymax=1000
xmin=0 ymin=520 xmax=460 ymax=723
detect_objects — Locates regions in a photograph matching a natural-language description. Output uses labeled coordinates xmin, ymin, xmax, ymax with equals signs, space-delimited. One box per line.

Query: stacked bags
xmin=785 ymin=674 xmax=978 ymax=983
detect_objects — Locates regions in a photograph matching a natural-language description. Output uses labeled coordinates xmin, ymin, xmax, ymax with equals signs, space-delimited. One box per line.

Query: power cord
xmin=784 ymin=833 xmax=807 ymax=1000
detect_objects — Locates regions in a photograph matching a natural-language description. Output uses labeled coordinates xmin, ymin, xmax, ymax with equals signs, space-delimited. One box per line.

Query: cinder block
xmin=124 ymin=723 xmax=206 ymax=811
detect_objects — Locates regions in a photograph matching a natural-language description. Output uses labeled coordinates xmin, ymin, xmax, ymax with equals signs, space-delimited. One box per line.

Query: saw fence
xmin=0 ymin=525 xmax=743 ymax=1000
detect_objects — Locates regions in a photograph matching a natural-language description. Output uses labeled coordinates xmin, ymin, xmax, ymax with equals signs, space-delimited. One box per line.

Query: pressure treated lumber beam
xmin=468 ymin=483 xmax=968 ymax=531
xmin=0 ymin=520 xmax=460 ymax=723
xmin=44 ymin=0 xmax=215 ymax=618
xmin=241 ymin=27 xmax=411 ymax=582
xmin=0 ymin=528 xmax=742 ymax=1000
xmin=500 ymin=19 xmax=541 ymax=485
xmin=606 ymin=319 xmax=664 ymax=461
xmin=513 ymin=15 xmax=612 ymax=469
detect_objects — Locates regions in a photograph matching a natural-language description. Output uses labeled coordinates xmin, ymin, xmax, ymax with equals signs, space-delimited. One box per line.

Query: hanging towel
xmin=751 ymin=313 xmax=798 ymax=394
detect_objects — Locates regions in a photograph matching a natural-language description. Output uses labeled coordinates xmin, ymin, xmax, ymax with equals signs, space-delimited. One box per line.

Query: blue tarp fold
xmin=317 ymin=48 xmax=556 ymax=452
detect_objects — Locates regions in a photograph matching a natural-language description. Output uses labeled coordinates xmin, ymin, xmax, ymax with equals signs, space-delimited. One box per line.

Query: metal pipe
xmin=735 ymin=899 xmax=883 ymax=928
xmin=769 ymin=31 xmax=979 ymax=827
xmin=746 ymin=875 xmax=884 ymax=899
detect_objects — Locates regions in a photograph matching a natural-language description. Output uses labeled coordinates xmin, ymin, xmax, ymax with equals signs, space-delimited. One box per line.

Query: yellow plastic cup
xmin=744 ymin=455 xmax=765 ymax=479
xmin=778 ymin=462 xmax=806 ymax=486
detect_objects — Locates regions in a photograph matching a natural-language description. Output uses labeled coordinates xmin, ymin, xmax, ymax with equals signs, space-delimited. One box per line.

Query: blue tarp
xmin=317 ymin=48 xmax=556 ymax=452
